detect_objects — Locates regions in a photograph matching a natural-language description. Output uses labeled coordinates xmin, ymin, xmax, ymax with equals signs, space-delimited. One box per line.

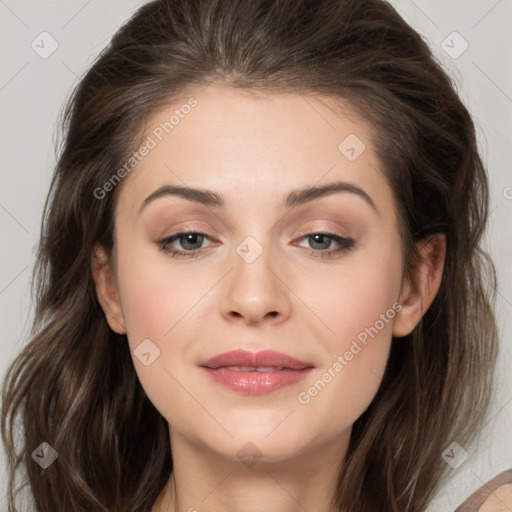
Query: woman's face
xmin=99 ymin=85 xmax=412 ymax=466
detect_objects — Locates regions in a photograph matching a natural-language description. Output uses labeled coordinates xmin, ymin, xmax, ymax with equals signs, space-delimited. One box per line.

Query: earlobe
xmin=392 ymin=234 xmax=446 ymax=338
xmin=91 ymin=244 xmax=127 ymax=334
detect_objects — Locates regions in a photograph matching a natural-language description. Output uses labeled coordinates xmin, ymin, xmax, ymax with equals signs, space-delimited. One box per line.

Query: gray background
xmin=1 ymin=1 xmax=511 ymax=510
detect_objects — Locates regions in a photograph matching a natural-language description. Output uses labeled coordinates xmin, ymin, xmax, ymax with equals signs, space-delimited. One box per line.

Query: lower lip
xmin=201 ymin=367 xmax=313 ymax=395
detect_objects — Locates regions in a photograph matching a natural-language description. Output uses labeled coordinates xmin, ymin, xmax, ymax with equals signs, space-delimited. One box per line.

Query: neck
xmin=153 ymin=427 xmax=350 ymax=512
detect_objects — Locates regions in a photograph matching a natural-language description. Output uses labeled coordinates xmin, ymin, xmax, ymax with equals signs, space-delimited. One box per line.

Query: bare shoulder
xmin=455 ymin=469 xmax=512 ymax=512
xmin=477 ymin=483 xmax=512 ymax=511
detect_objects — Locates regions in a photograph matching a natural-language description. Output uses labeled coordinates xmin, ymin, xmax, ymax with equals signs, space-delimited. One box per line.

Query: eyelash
xmin=155 ymin=230 xmax=356 ymax=260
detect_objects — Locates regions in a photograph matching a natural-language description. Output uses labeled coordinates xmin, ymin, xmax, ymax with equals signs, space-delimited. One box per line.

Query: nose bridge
xmin=220 ymin=233 xmax=291 ymax=324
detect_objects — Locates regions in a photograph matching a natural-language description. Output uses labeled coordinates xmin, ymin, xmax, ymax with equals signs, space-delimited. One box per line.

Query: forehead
xmin=115 ymin=84 xmax=396 ymax=223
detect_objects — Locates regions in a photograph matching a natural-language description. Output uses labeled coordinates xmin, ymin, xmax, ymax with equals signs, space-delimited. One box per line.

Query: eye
xmin=295 ymin=232 xmax=356 ymax=259
xmin=156 ymin=231 xmax=214 ymax=258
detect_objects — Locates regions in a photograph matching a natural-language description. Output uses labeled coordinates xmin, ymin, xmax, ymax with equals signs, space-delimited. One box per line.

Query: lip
xmin=199 ymin=349 xmax=315 ymax=396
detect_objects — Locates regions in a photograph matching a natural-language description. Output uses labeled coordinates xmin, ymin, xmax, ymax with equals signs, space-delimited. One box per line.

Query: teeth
xmin=223 ymin=366 xmax=284 ymax=372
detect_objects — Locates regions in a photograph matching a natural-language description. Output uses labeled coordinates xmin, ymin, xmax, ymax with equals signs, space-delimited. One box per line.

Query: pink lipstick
xmin=199 ymin=349 xmax=315 ymax=395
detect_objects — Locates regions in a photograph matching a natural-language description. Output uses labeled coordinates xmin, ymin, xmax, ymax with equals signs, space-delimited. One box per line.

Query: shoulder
xmin=477 ymin=484 xmax=512 ymax=511
xmin=455 ymin=469 xmax=512 ymax=512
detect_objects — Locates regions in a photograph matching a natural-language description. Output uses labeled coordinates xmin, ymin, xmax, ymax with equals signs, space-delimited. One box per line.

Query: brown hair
xmin=1 ymin=0 xmax=499 ymax=510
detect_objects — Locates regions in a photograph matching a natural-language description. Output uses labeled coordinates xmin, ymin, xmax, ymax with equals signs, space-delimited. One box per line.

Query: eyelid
xmin=294 ymin=224 xmax=350 ymax=239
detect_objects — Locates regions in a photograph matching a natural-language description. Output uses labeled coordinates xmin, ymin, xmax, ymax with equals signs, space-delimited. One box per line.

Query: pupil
xmin=311 ymin=234 xmax=329 ymax=249
xmin=183 ymin=234 xmax=201 ymax=250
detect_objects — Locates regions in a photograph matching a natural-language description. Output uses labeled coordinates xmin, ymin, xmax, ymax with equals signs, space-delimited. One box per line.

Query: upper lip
xmin=200 ymin=349 xmax=315 ymax=370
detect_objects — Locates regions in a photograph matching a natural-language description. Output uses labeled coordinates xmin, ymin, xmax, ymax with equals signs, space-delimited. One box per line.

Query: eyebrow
xmin=138 ymin=180 xmax=378 ymax=215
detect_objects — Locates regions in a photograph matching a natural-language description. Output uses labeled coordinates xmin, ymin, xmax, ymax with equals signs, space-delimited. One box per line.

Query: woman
xmin=1 ymin=0 xmax=509 ymax=510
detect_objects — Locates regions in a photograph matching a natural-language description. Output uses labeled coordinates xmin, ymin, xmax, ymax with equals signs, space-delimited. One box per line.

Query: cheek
xmin=115 ymin=246 xmax=211 ymax=410
xmin=302 ymin=239 xmax=402 ymax=349
xmin=296 ymin=288 xmax=396 ymax=437
xmin=116 ymin=243 xmax=191 ymax=345
xmin=116 ymin=262 xmax=195 ymax=420
xmin=297 ymin=335 xmax=392 ymax=441
xmin=120 ymin=279 xmax=171 ymax=349
xmin=294 ymin=243 xmax=401 ymax=426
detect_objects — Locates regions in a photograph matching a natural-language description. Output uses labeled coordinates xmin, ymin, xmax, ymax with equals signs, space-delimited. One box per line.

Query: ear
xmin=392 ymin=233 xmax=446 ymax=338
xmin=91 ymin=243 xmax=127 ymax=334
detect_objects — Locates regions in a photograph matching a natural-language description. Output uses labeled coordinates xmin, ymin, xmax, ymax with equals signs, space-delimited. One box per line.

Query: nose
xmin=219 ymin=241 xmax=292 ymax=326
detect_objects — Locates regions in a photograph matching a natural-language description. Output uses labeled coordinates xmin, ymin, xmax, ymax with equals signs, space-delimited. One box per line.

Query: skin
xmin=478 ymin=485 xmax=512 ymax=511
xmin=92 ymin=84 xmax=446 ymax=512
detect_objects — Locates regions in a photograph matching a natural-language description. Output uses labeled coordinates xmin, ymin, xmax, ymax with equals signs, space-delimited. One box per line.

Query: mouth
xmin=199 ymin=349 xmax=315 ymax=395
xmin=200 ymin=348 xmax=315 ymax=371
xmin=213 ymin=366 xmax=295 ymax=372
